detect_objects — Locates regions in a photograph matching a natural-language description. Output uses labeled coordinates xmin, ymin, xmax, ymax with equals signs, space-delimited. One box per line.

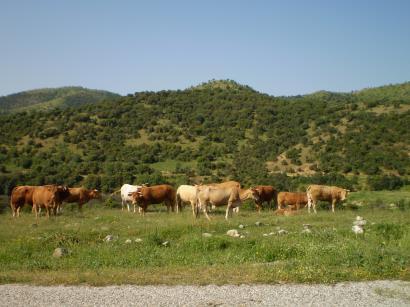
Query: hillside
xmin=0 ymin=87 xmax=120 ymax=113
xmin=0 ymin=80 xmax=409 ymax=193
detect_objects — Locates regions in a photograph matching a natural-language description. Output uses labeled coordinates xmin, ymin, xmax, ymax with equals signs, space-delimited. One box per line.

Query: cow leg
xmin=78 ymin=202 xmax=84 ymax=212
xmin=16 ymin=206 xmax=21 ymax=218
xmin=225 ymin=203 xmax=233 ymax=220
xmin=121 ymin=200 xmax=125 ymax=211
xmin=313 ymin=201 xmax=317 ymax=214
xmin=332 ymin=200 xmax=336 ymax=213
xmin=133 ymin=202 xmax=137 ymax=214
xmin=127 ymin=202 xmax=131 ymax=212
xmin=202 ymin=201 xmax=211 ymax=221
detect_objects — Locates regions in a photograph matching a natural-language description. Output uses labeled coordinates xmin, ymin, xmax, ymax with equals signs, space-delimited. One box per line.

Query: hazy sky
xmin=1 ymin=0 xmax=410 ymax=96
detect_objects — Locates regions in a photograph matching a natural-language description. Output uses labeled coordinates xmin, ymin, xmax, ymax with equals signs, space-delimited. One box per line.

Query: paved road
xmin=1 ymin=281 xmax=409 ymax=306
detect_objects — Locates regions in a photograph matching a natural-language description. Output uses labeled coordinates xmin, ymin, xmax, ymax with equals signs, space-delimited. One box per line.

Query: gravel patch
xmin=0 ymin=280 xmax=409 ymax=306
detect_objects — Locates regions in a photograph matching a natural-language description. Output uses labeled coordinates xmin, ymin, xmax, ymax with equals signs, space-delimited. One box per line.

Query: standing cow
xmin=252 ymin=185 xmax=278 ymax=212
xmin=175 ymin=185 xmax=198 ymax=216
xmin=306 ymin=184 xmax=350 ymax=213
xmin=129 ymin=184 xmax=176 ymax=215
xmin=10 ymin=185 xmax=36 ymax=217
xmin=196 ymin=186 xmax=259 ymax=220
xmin=61 ymin=187 xmax=101 ymax=212
xmin=32 ymin=185 xmax=70 ymax=218
xmin=111 ymin=184 xmax=145 ymax=213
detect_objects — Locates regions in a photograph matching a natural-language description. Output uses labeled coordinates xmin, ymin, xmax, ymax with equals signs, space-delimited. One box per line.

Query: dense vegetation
xmin=0 ymin=80 xmax=409 ymax=193
xmin=0 ymin=87 xmax=120 ymax=113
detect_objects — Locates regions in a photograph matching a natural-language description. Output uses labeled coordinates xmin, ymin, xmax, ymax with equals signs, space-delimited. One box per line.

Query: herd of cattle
xmin=9 ymin=181 xmax=350 ymax=220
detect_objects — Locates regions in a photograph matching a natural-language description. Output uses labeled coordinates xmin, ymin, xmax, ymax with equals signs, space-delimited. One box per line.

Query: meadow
xmin=0 ymin=190 xmax=409 ymax=285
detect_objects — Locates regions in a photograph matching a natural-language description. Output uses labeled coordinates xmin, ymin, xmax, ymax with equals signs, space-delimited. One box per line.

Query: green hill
xmin=0 ymin=87 xmax=120 ymax=113
xmin=0 ymin=80 xmax=409 ymax=193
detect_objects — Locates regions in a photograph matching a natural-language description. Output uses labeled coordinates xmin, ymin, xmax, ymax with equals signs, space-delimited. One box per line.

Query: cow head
xmin=90 ymin=189 xmax=102 ymax=200
xmin=56 ymin=185 xmax=70 ymax=200
xmin=340 ymin=189 xmax=349 ymax=201
xmin=128 ymin=191 xmax=143 ymax=203
xmin=249 ymin=187 xmax=261 ymax=202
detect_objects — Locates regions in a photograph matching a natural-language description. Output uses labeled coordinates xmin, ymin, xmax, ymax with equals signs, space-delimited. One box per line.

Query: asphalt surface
xmin=1 ymin=281 xmax=409 ymax=306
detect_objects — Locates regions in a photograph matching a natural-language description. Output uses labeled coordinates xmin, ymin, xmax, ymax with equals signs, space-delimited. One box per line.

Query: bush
xmin=367 ymin=175 xmax=404 ymax=191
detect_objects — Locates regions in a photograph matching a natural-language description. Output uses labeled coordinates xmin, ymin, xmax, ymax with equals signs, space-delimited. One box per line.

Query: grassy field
xmin=0 ymin=191 xmax=409 ymax=285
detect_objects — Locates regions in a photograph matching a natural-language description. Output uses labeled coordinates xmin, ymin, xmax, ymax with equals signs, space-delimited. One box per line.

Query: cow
xmin=175 ymin=185 xmax=198 ymax=216
xmin=32 ymin=185 xmax=70 ymax=218
xmin=111 ymin=184 xmax=145 ymax=213
xmin=205 ymin=181 xmax=241 ymax=211
xmin=277 ymin=192 xmax=308 ymax=210
xmin=252 ymin=185 xmax=278 ymax=212
xmin=196 ymin=186 xmax=260 ymax=220
xmin=306 ymin=184 xmax=350 ymax=213
xmin=129 ymin=184 xmax=176 ymax=215
xmin=10 ymin=185 xmax=36 ymax=217
xmin=61 ymin=187 xmax=101 ymax=212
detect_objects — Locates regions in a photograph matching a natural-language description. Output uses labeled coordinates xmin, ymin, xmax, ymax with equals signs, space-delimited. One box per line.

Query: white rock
xmin=255 ymin=221 xmax=262 ymax=227
xmin=162 ymin=241 xmax=170 ymax=247
xmin=240 ymin=235 xmax=245 ymax=238
xmin=303 ymin=224 xmax=311 ymax=229
xmin=352 ymin=225 xmax=364 ymax=235
xmin=277 ymin=229 xmax=288 ymax=235
xmin=125 ymin=239 xmax=132 ymax=244
xmin=301 ymin=228 xmax=312 ymax=234
xmin=353 ymin=220 xmax=367 ymax=226
xmin=104 ymin=235 xmax=117 ymax=242
xmin=269 ymin=232 xmax=275 ymax=236
xmin=202 ymin=233 xmax=213 ymax=238
xmin=238 ymin=224 xmax=245 ymax=229
xmin=356 ymin=216 xmax=363 ymax=221
xmin=53 ymin=247 xmax=68 ymax=258
xmin=135 ymin=238 xmax=143 ymax=243
xmin=263 ymin=233 xmax=269 ymax=237
xmin=227 ymin=229 xmax=240 ymax=237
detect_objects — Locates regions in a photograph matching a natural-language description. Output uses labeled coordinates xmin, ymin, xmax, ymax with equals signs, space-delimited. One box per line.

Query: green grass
xmin=0 ymin=191 xmax=409 ymax=285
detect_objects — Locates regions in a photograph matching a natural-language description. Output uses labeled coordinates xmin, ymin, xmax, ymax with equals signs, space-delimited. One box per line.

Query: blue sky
xmin=1 ymin=0 xmax=410 ymax=96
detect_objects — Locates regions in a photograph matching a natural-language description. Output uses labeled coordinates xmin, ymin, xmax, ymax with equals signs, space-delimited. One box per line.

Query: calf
xmin=253 ymin=185 xmax=278 ymax=212
xmin=277 ymin=192 xmax=308 ymax=210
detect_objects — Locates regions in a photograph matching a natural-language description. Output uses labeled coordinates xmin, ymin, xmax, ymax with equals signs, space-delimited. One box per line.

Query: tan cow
xmin=175 ymin=185 xmax=198 ymax=216
xmin=196 ymin=186 xmax=259 ymax=220
xmin=32 ymin=185 xmax=70 ymax=218
xmin=306 ymin=184 xmax=350 ymax=213
xmin=277 ymin=192 xmax=308 ymax=210
xmin=10 ymin=185 xmax=36 ymax=217
xmin=62 ymin=187 xmax=101 ymax=211
xmin=129 ymin=184 xmax=176 ymax=215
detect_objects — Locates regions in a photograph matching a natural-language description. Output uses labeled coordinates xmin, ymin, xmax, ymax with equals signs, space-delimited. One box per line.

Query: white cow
xmin=175 ymin=185 xmax=198 ymax=216
xmin=112 ymin=184 xmax=145 ymax=213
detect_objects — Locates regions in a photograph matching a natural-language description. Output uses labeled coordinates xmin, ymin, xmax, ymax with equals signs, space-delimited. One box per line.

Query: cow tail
xmin=110 ymin=189 xmax=121 ymax=197
xmin=9 ymin=186 xmax=18 ymax=215
xmin=306 ymin=185 xmax=312 ymax=207
xmin=175 ymin=191 xmax=181 ymax=213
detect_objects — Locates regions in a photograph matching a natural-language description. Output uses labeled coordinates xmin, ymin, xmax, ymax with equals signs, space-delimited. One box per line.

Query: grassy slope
xmin=0 ymin=190 xmax=409 ymax=285
xmin=0 ymin=87 xmax=120 ymax=112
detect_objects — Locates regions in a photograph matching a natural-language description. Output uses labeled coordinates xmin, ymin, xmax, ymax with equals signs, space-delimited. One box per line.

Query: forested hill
xmin=0 ymin=87 xmax=120 ymax=113
xmin=0 ymin=80 xmax=409 ymax=193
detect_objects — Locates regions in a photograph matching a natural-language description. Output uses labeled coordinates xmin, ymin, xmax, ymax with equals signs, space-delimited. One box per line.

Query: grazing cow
xmin=10 ymin=185 xmax=36 ymax=217
xmin=175 ymin=185 xmax=198 ymax=216
xmin=196 ymin=186 xmax=259 ymax=220
xmin=62 ymin=187 xmax=101 ymax=211
xmin=129 ymin=184 xmax=176 ymax=215
xmin=32 ymin=185 xmax=70 ymax=218
xmin=112 ymin=184 xmax=145 ymax=213
xmin=252 ymin=185 xmax=278 ymax=212
xmin=306 ymin=185 xmax=350 ymax=213
xmin=277 ymin=192 xmax=308 ymax=210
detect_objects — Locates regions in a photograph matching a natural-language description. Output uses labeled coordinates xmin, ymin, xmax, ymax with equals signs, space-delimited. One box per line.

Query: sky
xmin=1 ymin=0 xmax=410 ymax=97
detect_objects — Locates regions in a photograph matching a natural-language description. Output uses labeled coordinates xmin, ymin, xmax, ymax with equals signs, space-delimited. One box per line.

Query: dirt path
xmin=0 ymin=281 xmax=409 ymax=306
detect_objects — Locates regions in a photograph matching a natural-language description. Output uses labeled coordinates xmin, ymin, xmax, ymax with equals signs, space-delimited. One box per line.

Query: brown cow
xmin=10 ymin=185 xmax=36 ymax=217
xmin=32 ymin=185 xmax=70 ymax=218
xmin=129 ymin=184 xmax=176 ymax=215
xmin=253 ymin=185 xmax=278 ymax=212
xmin=62 ymin=187 xmax=101 ymax=211
xmin=277 ymin=192 xmax=308 ymax=210
xmin=306 ymin=184 xmax=349 ymax=213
